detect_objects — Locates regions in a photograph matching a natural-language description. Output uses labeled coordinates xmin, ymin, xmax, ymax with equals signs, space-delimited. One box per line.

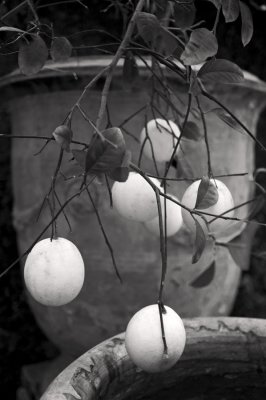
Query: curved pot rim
xmin=41 ymin=316 xmax=266 ymax=400
xmin=1 ymin=55 xmax=266 ymax=93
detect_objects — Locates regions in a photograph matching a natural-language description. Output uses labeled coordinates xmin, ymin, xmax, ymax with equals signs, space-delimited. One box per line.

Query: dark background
xmin=1 ymin=0 xmax=266 ymax=398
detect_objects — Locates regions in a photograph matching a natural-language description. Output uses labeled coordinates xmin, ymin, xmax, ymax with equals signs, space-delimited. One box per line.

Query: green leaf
xmin=195 ymin=176 xmax=219 ymax=209
xmin=18 ymin=35 xmax=48 ymax=76
xmin=50 ymin=36 xmax=72 ymax=62
xmin=123 ymin=52 xmax=139 ymax=85
xmin=239 ymin=1 xmax=253 ymax=46
xmin=192 ymin=218 xmax=207 ymax=263
xmin=135 ymin=11 xmax=160 ymax=45
xmin=198 ymin=59 xmax=244 ymax=84
xmin=173 ymin=0 xmax=196 ymax=29
xmin=182 ymin=121 xmax=201 ymax=140
xmin=176 ymin=137 xmax=207 ymax=179
xmin=222 ymin=0 xmax=240 ymax=23
xmin=72 ymin=127 xmax=126 ymax=175
xmin=181 ymin=28 xmax=218 ymax=65
xmin=190 ymin=261 xmax=216 ymax=287
xmin=108 ymin=150 xmax=131 ymax=182
xmin=157 ymin=27 xmax=184 ymax=57
xmin=52 ymin=125 xmax=73 ymax=152
xmin=208 ymin=108 xmax=245 ymax=134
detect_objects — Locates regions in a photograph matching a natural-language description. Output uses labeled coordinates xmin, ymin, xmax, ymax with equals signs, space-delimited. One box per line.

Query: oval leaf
xmin=182 ymin=121 xmax=202 ymax=140
xmin=181 ymin=28 xmax=218 ymax=66
xmin=192 ymin=218 xmax=207 ymax=263
xmin=52 ymin=125 xmax=73 ymax=152
xmin=173 ymin=0 xmax=196 ymax=29
xmin=195 ymin=176 xmax=219 ymax=209
xmin=50 ymin=36 xmax=72 ymax=62
xmin=240 ymin=1 xmax=253 ymax=46
xmin=198 ymin=59 xmax=244 ymax=84
xmin=73 ymin=128 xmax=126 ymax=175
xmin=157 ymin=27 xmax=184 ymax=57
xmin=208 ymin=108 xmax=245 ymax=134
xmin=190 ymin=261 xmax=216 ymax=287
xmin=222 ymin=0 xmax=240 ymax=23
xmin=108 ymin=150 xmax=131 ymax=182
xmin=135 ymin=12 xmax=160 ymax=45
xmin=18 ymin=35 xmax=48 ymax=75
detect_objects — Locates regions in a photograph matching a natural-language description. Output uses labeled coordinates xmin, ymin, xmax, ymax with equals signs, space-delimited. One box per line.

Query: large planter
xmin=1 ymin=57 xmax=266 ymax=386
xmin=41 ymin=316 xmax=266 ymax=400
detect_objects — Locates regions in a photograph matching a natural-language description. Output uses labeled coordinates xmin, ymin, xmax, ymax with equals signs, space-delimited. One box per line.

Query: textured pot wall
xmin=8 ymin=70 xmax=266 ymax=356
xmin=41 ymin=317 xmax=266 ymax=400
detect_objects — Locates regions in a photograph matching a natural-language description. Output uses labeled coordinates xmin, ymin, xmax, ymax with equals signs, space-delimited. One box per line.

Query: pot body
xmin=41 ymin=317 xmax=266 ymax=400
xmin=5 ymin=58 xmax=266 ymax=356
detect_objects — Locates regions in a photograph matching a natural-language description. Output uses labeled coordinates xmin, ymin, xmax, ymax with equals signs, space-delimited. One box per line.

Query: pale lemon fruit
xmin=24 ymin=237 xmax=85 ymax=306
xmin=125 ymin=304 xmax=186 ymax=373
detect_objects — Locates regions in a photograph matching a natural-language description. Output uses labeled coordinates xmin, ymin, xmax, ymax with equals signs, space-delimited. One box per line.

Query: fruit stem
xmin=85 ymin=187 xmax=122 ymax=283
xmin=0 ymin=176 xmax=96 ymax=279
xmin=154 ymin=186 xmax=169 ymax=355
xmin=163 ymin=92 xmax=192 ymax=180
xmin=196 ymin=96 xmax=213 ymax=179
xmin=158 ymin=301 xmax=168 ymax=355
xmin=50 ymin=148 xmax=64 ymax=240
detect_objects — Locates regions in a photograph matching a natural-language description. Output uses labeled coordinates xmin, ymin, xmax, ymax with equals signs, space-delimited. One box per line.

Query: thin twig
xmin=163 ymin=93 xmax=192 ymax=179
xmin=196 ymin=96 xmax=213 ymax=178
xmin=26 ymin=0 xmax=40 ymax=24
xmin=0 ymin=177 xmax=96 ymax=279
xmin=95 ymin=0 xmax=147 ymax=130
xmin=146 ymin=172 xmax=249 ymax=182
xmin=130 ymin=162 xmax=266 ymax=226
xmin=0 ymin=133 xmax=88 ymax=147
xmin=85 ymin=187 xmax=122 ymax=283
xmin=201 ymin=89 xmax=266 ymax=151
xmin=105 ymin=174 xmax=113 ymax=207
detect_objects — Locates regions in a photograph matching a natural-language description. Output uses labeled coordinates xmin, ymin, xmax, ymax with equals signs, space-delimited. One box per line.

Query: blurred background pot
xmin=41 ymin=316 xmax=266 ymax=400
xmin=1 ymin=56 xmax=266 ymax=395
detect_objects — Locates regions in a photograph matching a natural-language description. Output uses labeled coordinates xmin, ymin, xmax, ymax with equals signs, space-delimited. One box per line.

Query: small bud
xmin=52 ymin=125 xmax=73 ymax=152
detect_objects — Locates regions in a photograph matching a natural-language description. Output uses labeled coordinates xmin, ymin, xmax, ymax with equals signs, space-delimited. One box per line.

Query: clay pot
xmin=1 ymin=57 xmax=266 ymax=358
xmin=41 ymin=316 xmax=266 ymax=400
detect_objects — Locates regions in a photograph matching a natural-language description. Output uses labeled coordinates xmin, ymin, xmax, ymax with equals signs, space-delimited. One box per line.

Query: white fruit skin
xmin=144 ymin=194 xmax=183 ymax=237
xmin=140 ymin=119 xmax=180 ymax=163
xmin=112 ymin=172 xmax=160 ymax=222
xmin=24 ymin=237 xmax=85 ymax=307
xmin=181 ymin=179 xmax=235 ymax=236
xmin=125 ymin=304 xmax=186 ymax=373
